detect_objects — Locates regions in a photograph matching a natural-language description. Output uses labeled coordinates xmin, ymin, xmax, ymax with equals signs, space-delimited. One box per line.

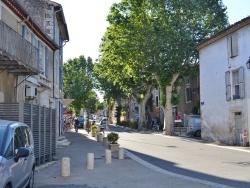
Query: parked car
xmin=0 ymin=119 xmax=36 ymax=188
xmin=77 ymin=117 xmax=84 ymax=128
xmin=184 ymin=115 xmax=201 ymax=137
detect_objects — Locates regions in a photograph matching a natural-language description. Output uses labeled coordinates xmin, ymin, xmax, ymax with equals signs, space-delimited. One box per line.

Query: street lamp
xmin=246 ymin=57 xmax=250 ymax=69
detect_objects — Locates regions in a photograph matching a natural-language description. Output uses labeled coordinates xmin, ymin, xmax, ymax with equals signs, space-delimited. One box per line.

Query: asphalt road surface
xmin=111 ymin=125 xmax=250 ymax=188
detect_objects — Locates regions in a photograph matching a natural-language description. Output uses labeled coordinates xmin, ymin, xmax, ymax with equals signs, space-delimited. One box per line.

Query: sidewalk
xmin=34 ymin=129 xmax=230 ymax=188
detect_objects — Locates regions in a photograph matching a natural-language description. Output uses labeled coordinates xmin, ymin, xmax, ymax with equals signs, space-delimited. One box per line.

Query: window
xmin=14 ymin=127 xmax=25 ymax=153
xmin=232 ymin=70 xmax=240 ymax=98
xmin=22 ymin=127 xmax=30 ymax=148
xmin=45 ymin=47 xmax=49 ymax=77
xmin=155 ymin=96 xmax=159 ymax=108
xmin=4 ymin=138 xmax=13 ymax=159
xmin=185 ymin=87 xmax=192 ymax=103
xmin=22 ymin=25 xmax=31 ymax=42
xmin=228 ymin=33 xmax=238 ymax=58
xmin=38 ymin=41 xmax=43 ymax=74
xmin=186 ymin=77 xmax=190 ymax=85
xmin=31 ymin=34 xmax=37 ymax=47
xmin=225 ymin=67 xmax=244 ymax=101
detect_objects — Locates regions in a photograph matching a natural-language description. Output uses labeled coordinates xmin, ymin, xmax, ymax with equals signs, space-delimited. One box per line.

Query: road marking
xmin=125 ymin=150 xmax=234 ymax=188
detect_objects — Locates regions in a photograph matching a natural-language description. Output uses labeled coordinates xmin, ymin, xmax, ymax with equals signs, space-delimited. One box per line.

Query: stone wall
xmin=16 ymin=0 xmax=47 ymax=31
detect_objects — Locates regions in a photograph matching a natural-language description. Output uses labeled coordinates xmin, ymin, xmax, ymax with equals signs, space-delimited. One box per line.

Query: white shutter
xmin=232 ymin=33 xmax=238 ymax=57
xmin=225 ymin=71 xmax=231 ymax=101
xmin=239 ymin=67 xmax=245 ymax=98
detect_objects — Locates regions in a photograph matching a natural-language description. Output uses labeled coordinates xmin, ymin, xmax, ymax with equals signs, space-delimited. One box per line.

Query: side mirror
xmin=14 ymin=147 xmax=29 ymax=162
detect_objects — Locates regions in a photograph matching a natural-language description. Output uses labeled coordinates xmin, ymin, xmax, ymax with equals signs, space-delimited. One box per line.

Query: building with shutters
xmin=196 ymin=16 xmax=250 ymax=146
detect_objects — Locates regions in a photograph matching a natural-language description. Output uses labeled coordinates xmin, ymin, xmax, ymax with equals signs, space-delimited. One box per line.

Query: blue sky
xmin=224 ymin=0 xmax=250 ymax=24
xmin=56 ymin=0 xmax=250 ymax=62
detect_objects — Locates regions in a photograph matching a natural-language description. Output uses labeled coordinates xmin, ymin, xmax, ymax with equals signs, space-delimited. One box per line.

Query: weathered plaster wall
xmin=0 ymin=71 xmax=17 ymax=102
xmin=200 ymin=25 xmax=250 ymax=145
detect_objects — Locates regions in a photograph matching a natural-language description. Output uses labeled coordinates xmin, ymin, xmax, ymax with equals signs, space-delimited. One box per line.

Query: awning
xmin=62 ymin=99 xmax=74 ymax=106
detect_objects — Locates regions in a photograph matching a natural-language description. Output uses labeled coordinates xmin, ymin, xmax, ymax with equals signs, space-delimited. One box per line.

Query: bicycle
xmin=152 ymin=124 xmax=159 ymax=132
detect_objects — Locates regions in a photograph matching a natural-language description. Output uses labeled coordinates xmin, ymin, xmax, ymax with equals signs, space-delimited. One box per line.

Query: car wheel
xmin=26 ymin=168 xmax=34 ymax=188
xmin=195 ymin=130 xmax=201 ymax=137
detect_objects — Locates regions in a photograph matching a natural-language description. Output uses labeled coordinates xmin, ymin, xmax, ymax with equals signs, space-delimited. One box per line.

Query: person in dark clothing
xmin=74 ymin=118 xmax=79 ymax=132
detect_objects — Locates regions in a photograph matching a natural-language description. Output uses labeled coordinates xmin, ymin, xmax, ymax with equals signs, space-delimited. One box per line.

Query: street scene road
xmin=113 ymin=126 xmax=250 ymax=188
xmin=34 ymin=125 xmax=250 ymax=188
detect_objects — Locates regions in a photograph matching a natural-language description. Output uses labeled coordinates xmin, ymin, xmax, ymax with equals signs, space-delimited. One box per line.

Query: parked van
xmin=184 ymin=114 xmax=201 ymax=137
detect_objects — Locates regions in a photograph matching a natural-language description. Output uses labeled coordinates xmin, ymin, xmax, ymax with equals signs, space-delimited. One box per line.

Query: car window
xmin=78 ymin=117 xmax=84 ymax=122
xmin=22 ymin=126 xmax=30 ymax=147
xmin=0 ymin=126 xmax=6 ymax=153
xmin=4 ymin=138 xmax=13 ymax=159
xmin=14 ymin=127 xmax=25 ymax=153
xmin=191 ymin=118 xmax=201 ymax=124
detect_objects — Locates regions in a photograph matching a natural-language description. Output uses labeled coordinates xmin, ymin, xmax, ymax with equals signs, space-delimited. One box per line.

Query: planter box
xmin=97 ymin=133 xmax=104 ymax=142
xmin=109 ymin=143 xmax=120 ymax=152
xmin=91 ymin=132 xmax=97 ymax=137
xmin=103 ymin=137 xmax=109 ymax=146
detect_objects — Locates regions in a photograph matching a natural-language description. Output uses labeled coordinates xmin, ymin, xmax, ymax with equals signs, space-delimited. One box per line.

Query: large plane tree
xmin=97 ymin=0 xmax=228 ymax=132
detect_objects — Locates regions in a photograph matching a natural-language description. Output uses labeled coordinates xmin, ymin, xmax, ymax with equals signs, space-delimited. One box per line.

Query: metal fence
xmin=0 ymin=101 xmax=56 ymax=166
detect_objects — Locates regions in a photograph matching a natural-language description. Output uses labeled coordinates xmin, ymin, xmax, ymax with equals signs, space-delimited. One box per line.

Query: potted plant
xmin=107 ymin=132 xmax=119 ymax=152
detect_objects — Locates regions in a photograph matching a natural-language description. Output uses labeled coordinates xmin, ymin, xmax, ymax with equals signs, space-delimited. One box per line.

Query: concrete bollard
xmin=61 ymin=157 xmax=70 ymax=177
xmin=105 ymin=149 xmax=111 ymax=164
xmin=86 ymin=153 xmax=94 ymax=170
xmin=103 ymin=137 xmax=109 ymax=146
xmin=118 ymin=148 xmax=124 ymax=159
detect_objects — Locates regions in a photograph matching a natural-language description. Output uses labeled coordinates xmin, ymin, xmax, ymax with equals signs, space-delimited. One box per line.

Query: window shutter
xmin=232 ymin=33 xmax=238 ymax=57
xmin=227 ymin=36 xmax=231 ymax=68
xmin=45 ymin=47 xmax=49 ymax=77
xmin=31 ymin=34 xmax=37 ymax=47
xmin=22 ymin=25 xmax=27 ymax=39
xmin=38 ymin=41 xmax=43 ymax=74
xmin=225 ymin=71 xmax=231 ymax=101
xmin=239 ymin=67 xmax=245 ymax=98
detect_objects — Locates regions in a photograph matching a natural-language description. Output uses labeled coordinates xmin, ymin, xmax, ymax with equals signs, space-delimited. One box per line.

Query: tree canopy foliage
xmin=63 ymin=55 xmax=100 ymax=115
xmin=95 ymin=0 xmax=228 ymax=131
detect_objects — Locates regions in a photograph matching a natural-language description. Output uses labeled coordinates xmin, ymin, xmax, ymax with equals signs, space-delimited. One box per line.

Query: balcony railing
xmin=0 ymin=20 xmax=39 ymax=75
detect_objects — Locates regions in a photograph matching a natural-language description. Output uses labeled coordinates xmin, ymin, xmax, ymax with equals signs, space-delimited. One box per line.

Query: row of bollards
xmin=61 ymin=148 xmax=124 ymax=177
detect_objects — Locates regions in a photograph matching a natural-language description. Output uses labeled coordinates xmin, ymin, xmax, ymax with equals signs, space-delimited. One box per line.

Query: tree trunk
xmin=163 ymin=86 xmax=173 ymax=135
xmin=116 ymin=94 xmax=122 ymax=124
xmin=138 ymin=86 xmax=152 ymax=130
xmin=163 ymin=73 xmax=179 ymax=135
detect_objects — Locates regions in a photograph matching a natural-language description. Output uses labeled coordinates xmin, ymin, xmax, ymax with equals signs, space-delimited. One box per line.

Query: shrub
xmin=107 ymin=132 xmax=119 ymax=144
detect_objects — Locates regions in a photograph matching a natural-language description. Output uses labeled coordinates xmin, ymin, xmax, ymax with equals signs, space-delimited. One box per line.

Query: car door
xmin=11 ymin=126 xmax=26 ymax=187
xmin=12 ymin=125 xmax=33 ymax=188
xmin=19 ymin=126 xmax=33 ymax=187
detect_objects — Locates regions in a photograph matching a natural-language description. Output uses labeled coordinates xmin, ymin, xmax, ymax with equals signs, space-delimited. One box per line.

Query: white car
xmin=0 ymin=119 xmax=35 ymax=188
